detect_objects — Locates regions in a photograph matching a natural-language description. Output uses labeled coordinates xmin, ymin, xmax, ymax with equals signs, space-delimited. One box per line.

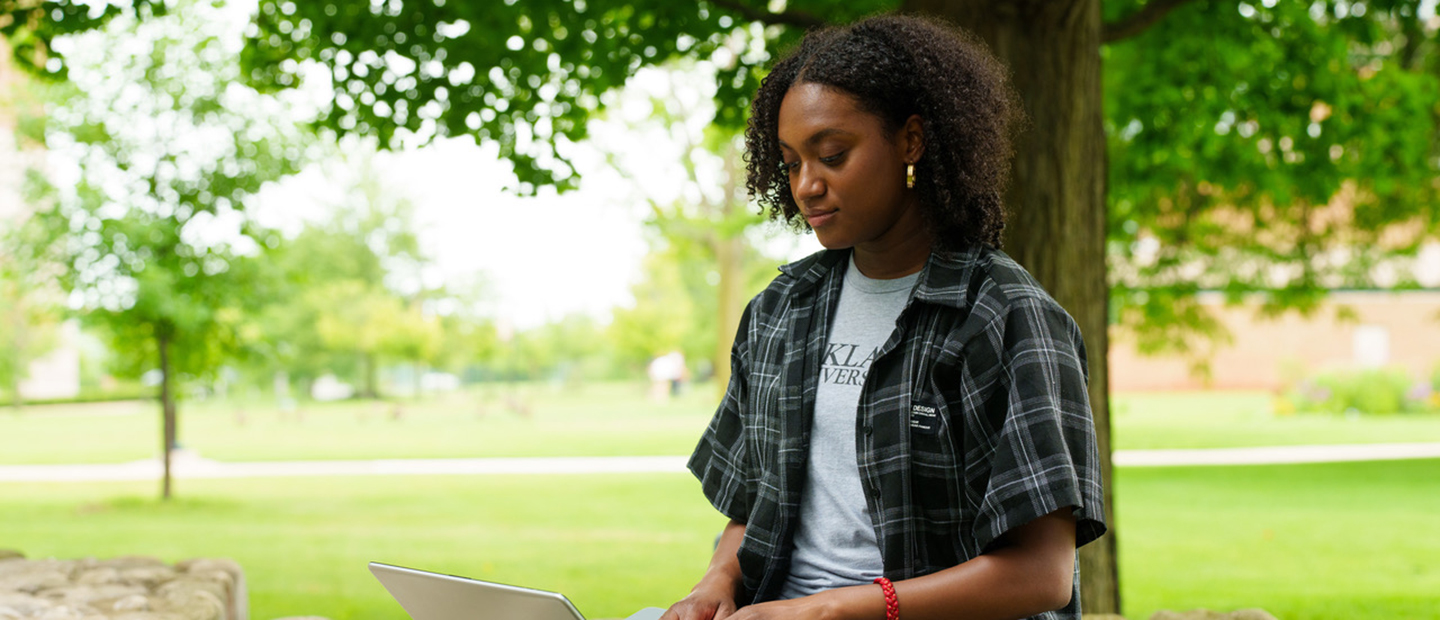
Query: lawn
xmin=1111 ymin=391 xmax=1440 ymax=450
xmin=0 ymin=474 xmax=726 ymax=620
xmin=2 ymin=459 xmax=1438 ymax=620
xmin=1115 ymin=459 xmax=1440 ymax=619
xmin=0 ymin=382 xmax=720 ymax=465
xmin=5 ymin=385 xmax=1440 ymax=466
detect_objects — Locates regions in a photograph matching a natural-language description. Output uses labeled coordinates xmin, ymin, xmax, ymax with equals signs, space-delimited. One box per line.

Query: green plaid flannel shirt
xmin=688 ymin=244 xmax=1107 ymax=617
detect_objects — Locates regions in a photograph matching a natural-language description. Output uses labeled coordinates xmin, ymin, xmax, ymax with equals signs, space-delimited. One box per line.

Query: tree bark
xmin=899 ymin=0 xmax=1119 ymax=613
xmin=713 ymin=232 xmax=745 ymax=394
xmin=8 ymin=304 xmax=24 ymax=410
xmin=362 ymin=352 xmax=378 ymax=399
xmin=158 ymin=333 xmax=177 ymax=501
xmin=713 ymin=138 xmax=750 ymax=397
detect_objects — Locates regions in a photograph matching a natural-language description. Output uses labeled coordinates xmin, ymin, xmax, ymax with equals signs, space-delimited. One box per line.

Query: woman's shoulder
xmin=941 ymin=245 xmax=1077 ymax=330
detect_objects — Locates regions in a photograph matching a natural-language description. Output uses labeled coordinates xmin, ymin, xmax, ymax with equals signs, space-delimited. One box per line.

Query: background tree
xmin=1107 ymin=0 xmax=1440 ymax=374
xmin=243 ymin=0 xmax=1440 ymax=611
xmin=33 ymin=0 xmax=314 ymax=499
xmin=244 ymin=149 xmax=430 ymax=399
xmin=0 ymin=214 xmax=64 ymax=409
xmin=592 ymin=61 xmax=783 ymax=392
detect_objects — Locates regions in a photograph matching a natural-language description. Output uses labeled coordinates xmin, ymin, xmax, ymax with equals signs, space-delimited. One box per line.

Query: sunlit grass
xmin=1111 ymin=391 xmax=1440 ymax=450
xmin=0 ymin=474 xmax=725 ymax=620
xmin=1117 ymin=459 xmax=1440 ymax=620
xmin=0 ymin=382 xmax=719 ymax=465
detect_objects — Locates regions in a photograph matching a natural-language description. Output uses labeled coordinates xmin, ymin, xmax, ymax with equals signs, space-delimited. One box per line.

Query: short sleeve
xmin=970 ymin=295 xmax=1107 ymax=553
xmin=687 ymin=302 xmax=754 ymax=523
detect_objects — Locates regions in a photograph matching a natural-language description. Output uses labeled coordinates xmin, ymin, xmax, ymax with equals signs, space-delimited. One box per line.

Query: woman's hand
xmin=721 ymin=596 xmax=834 ymax=620
xmin=665 ymin=519 xmax=748 ymax=620
xmin=660 ymin=582 xmax=739 ymax=620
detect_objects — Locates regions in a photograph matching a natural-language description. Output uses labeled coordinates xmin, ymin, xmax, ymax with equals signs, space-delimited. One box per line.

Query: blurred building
xmin=1110 ymin=286 xmax=1440 ymax=392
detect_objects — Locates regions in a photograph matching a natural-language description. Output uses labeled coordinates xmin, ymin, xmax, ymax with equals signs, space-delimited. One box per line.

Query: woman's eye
xmin=820 ymin=152 xmax=845 ymax=165
xmin=782 ymin=161 xmax=800 ymax=172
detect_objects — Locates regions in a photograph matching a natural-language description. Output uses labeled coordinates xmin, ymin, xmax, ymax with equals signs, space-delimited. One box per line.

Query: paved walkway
xmin=2 ymin=442 xmax=1439 ymax=482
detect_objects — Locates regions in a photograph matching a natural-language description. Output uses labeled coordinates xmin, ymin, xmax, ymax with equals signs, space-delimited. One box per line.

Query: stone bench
xmin=0 ymin=551 xmax=245 ymax=620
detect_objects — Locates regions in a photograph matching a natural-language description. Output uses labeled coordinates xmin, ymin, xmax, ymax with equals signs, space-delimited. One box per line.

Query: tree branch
xmin=1103 ymin=0 xmax=1200 ymax=44
xmin=708 ymin=0 xmax=827 ymax=29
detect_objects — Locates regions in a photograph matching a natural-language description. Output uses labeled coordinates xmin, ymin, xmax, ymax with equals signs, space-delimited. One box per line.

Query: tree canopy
xmin=1105 ymin=0 xmax=1439 ymax=367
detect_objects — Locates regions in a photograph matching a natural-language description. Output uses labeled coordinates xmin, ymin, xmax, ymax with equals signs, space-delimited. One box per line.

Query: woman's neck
xmin=851 ymin=205 xmax=933 ymax=280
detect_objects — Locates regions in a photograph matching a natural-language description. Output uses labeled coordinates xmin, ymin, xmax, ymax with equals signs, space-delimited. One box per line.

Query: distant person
xmin=648 ymin=351 xmax=687 ymax=401
xmin=666 ymin=15 xmax=1105 ymax=620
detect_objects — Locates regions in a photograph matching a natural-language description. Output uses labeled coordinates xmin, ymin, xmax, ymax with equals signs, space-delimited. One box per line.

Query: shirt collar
xmin=776 ymin=244 xmax=984 ymax=311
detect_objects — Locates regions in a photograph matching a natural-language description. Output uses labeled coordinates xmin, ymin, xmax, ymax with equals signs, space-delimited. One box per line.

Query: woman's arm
xmin=662 ymin=519 xmax=748 ymax=620
xmin=727 ymin=507 xmax=1077 ymax=620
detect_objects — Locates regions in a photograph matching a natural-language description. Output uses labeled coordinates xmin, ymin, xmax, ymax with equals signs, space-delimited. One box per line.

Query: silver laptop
xmin=370 ymin=562 xmax=666 ymax=620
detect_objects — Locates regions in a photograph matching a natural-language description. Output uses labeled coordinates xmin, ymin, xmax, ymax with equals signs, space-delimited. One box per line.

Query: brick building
xmin=1109 ymin=288 xmax=1440 ymax=392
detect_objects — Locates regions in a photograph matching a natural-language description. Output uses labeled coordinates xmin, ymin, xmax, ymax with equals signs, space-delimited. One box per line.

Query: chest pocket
xmin=907 ymin=382 xmax=964 ymax=525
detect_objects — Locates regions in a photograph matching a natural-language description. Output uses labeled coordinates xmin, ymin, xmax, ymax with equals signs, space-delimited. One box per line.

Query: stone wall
xmin=0 ymin=551 xmax=245 ymax=620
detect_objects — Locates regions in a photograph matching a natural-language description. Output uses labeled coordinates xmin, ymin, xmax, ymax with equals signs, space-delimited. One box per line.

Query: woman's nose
xmin=793 ymin=164 xmax=825 ymax=201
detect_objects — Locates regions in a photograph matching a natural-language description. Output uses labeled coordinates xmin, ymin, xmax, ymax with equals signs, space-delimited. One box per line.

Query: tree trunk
xmin=713 ymin=137 xmax=750 ymax=398
xmin=7 ymin=348 xmax=19 ymax=410
xmin=362 ymin=352 xmax=378 ymax=399
xmin=899 ymin=0 xmax=1119 ymax=613
xmin=9 ymin=306 xmax=24 ymax=410
xmin=713 ymin=233 xmax=745 ymax=396
xmin=158 ymin=333 xmax=177 ymax=501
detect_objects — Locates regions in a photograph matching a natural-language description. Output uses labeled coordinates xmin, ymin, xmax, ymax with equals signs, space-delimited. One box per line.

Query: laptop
xmin=370 ymin=562 xmax=667 ymax=620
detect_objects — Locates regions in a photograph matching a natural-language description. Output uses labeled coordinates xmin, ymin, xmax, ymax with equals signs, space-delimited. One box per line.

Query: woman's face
xmin=777 ymin=82 xmax=925 ymax=252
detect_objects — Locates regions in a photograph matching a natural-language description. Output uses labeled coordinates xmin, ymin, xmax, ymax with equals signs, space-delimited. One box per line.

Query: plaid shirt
xmin=688 ymin=244 xmax=1107 ymax=617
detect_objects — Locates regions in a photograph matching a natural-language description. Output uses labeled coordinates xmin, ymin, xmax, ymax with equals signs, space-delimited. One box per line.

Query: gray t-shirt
xmin=779 ymin=255 xmax=920 ymax=599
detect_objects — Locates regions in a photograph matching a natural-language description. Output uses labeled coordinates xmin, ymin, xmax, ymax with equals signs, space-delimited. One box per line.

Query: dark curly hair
xmin=744 ymin=14 xmax=1024 ymax=250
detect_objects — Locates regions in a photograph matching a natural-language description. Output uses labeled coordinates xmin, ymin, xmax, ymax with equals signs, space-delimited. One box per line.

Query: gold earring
xmin=906 ymin=163 xmax=915 ymax=189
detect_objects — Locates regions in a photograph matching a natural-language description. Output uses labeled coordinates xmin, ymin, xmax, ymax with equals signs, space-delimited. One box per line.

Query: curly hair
xmin=744 ymin=14 xmax=1024 ymax=250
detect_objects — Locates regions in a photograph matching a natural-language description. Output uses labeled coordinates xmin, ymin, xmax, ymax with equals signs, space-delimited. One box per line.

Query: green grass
xmin=0 ymin=474 xmax=729 ymax=620
xmin=1116 ymin=459 xmax=1440 ymax=620
xmin=2 ymin=460 xmax=1437 ymax=620
xmin=1111 ymin=391 xmax=1440 ymax=450
xmin=0 ymin=382 xmax=719 ymax=465
xmin=5 ymin=386 xmax=1440 ymax=466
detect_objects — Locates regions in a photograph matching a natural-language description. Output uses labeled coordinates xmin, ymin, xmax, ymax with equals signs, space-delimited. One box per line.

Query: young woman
xmin=664 ymin=14 xmax=1106 ymax=620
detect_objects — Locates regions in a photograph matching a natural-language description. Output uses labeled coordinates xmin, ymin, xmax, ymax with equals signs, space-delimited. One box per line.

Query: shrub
xmin=1288 ymin=367 xmax=1432 ymax=415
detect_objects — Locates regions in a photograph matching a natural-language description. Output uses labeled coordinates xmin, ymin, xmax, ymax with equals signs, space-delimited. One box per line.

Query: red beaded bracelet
xmin=873 ymin=577 xmax=899 ymax=620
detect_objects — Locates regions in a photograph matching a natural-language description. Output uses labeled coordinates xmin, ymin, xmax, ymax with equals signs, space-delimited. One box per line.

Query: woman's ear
xmin=900 ymin=114 xmax=925 ymax=163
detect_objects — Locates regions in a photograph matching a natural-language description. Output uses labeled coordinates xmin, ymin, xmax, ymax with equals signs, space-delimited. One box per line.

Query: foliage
xmin=33 ymin=0 xmax=315 ymax=382
xmin=241 ymin=0 xmax=870 ymax=192
xmin=1286 ymin=366 xmax=1434 ymax=415
xmin=607 ymin=246 xmax=708 ymax=372
xmin=607 ymin=232 xmax=777 ymax=376
xmin=0 ymin=214 xmax=65 ymax=405
xmin=1106 ymin=0 xmax=1440 ymax=370
xmin=239 ymin=150 xmax=444 ymax=397
xmin=0 ymin=0 xmax=161 ymax=79
xmin=499 ymin=314 xmax=612 ymax=382
xmin=587 ymin=62 xmax=786 ymax=386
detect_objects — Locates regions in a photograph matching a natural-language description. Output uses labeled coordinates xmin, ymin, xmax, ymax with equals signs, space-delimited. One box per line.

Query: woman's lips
xmin=805 ymin=209 xmax=837 ymax=228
